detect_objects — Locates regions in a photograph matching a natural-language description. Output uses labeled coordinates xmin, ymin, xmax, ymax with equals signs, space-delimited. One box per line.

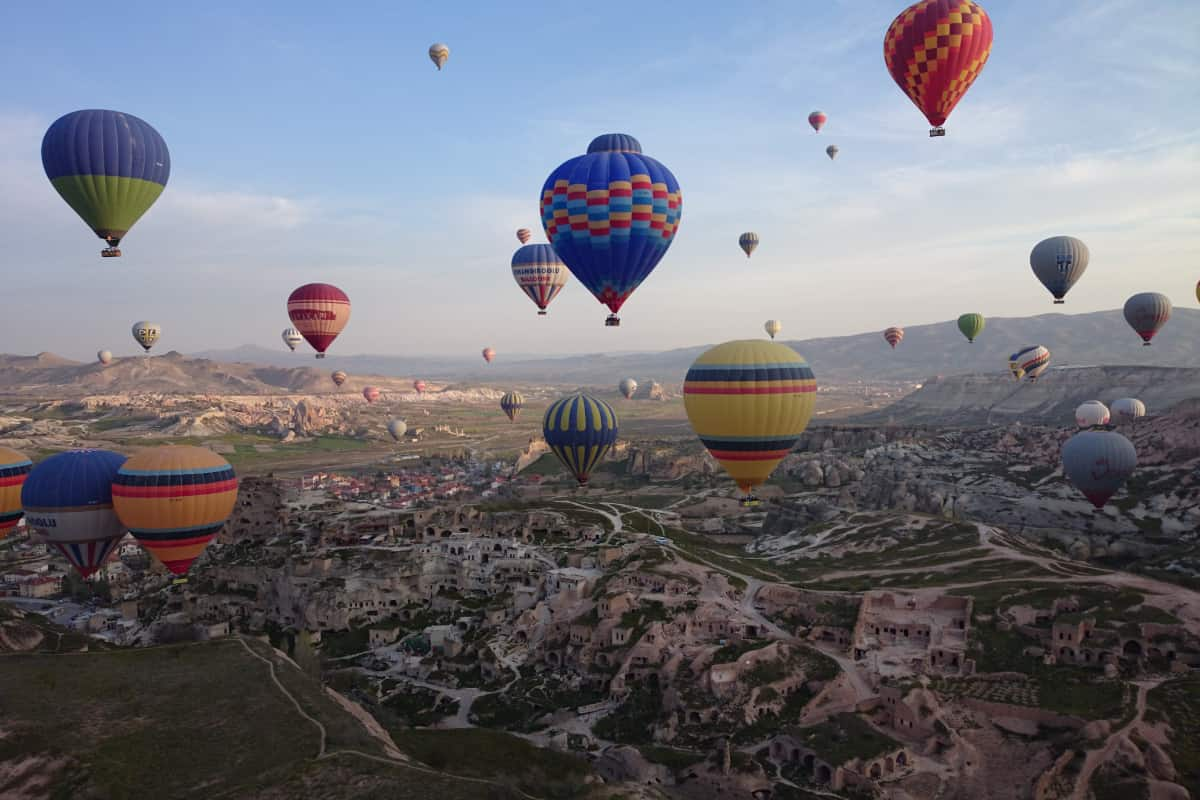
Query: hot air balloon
xmin=387 ymin=420 xmax=408 ymax=441
xmin=1112 ymin=398 xmax=1146 ymax=422
xmin=1012 ymin=345 xmax=1050 ymax=382
xmin=112 ymin=446 xmax=237 ymax=577
xmin=512 ymin=244 xmax=569 ymax=316
xmin=97 ymin=350 xmax=113 ymax=366
xmin=21 ymin=449 xmax=127 ymax=578
xmin=808 ymin=111 xmax=827 ymax=132
xmin=482 ymin=347 xmax=496 ymax=364
xmin=1075 ymin=401 xmax=1110 ymax=429
xmin=0 ymin=447 xmax=31 ymax=541
xmin=883 ymin=327 xmax=904 ymax=349
xmin=429 ymin=43 xmax=450 ymax=70
xmin=739 ymin=232 xmax=759 ymax=258
xmin=1195 ymin=279 xmax=1199 ymax=304
xmin=764 ymin=320 xmax=782 ymax=340
xmin=282 ymin=327 xmax=303 ymax=351
xmin=957 ymin=313 xmax=985 ymax=343
xmin=684 ymin=340 xmax=816 ymax=505
xmin=1123 ymin=292 xmax=1172 ymax=346
xmin=1061 ymin=431 xmax=1137 ymax=510
xmin=1030 ymin=236 xmax=1089 ymax=304
xmin=826 ymin=145 xmax=839 ymax=160
xmin=517 ymin=228 xmax=532 ymax=244
xmin=619 ymin=378 xmax=638 ymax=400
xmin=500 ymin=391 xmax=524 ymax=422
xmin=331 ymin=370 xmax=348 ymax=388
xmin=541 ymin=133 xmax=682 ymax=327
xmin=413 ymin=380 xmax=426 ymax=395
xmin=542 ymin=394 xmax=618 ymax=486
xmin=41 ymin=110 xmax=170 ymax=257
xmin=288 ymin=283 xmax=351 ymax=358
xmin=883 ymin=0 xmax=993 ymax=136
xmin=363 ymin=386 xmax=381 ymax=404
xmin=132 ymin=321 xmax=161 ymax=353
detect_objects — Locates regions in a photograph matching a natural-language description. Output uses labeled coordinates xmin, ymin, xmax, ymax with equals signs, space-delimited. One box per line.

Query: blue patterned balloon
xmin=540 ymin=134 xmax=681 ymax=326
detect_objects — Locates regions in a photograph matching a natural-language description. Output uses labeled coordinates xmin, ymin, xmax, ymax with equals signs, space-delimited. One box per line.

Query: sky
xmin=2 ymin=0 xmax=1198 ymax=361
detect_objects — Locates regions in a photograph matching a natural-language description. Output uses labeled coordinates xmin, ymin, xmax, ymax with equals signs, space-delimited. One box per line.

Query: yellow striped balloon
xmin=111 ymin=446 xmax=238 ymax=576
xmin=0 ymin=446 xmax=31 ymax=539
xmin=684 ymin=340 xmax=816 ymax=498
xmin=542 ymin=394 xmax=618 ymax=486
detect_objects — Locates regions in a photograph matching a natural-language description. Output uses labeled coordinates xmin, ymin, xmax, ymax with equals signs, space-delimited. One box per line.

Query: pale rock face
xmin=1144 ymin=741 xmax=1176 ymax=781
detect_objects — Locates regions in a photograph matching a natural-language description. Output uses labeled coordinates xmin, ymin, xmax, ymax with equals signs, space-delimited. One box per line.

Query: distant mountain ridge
xmin=196 ymin=308 xmax=1200 ymax=384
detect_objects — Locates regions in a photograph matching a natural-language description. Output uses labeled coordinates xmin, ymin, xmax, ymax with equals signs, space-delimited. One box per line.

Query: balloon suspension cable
xmin=929 ymin=127 xmax=946 ymax=137
xmin=605 ymin=315 xmax=621 ymax=327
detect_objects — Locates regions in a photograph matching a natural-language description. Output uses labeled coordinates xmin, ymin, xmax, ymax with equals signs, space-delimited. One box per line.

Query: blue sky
xmin=2 ymin=0 xmax=1197 ymax=360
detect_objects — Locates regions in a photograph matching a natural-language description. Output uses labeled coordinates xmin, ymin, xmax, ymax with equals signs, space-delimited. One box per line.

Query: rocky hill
xmin=855 ymin=365 xmax=1200 ymax=426
xmin=197 ymin=308 xmax=1200 ymax=383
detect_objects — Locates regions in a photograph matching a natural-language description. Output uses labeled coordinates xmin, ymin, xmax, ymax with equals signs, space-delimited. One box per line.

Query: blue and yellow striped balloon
xmin=684 ymin=340 xmax=816 ymax=497
xmin=501 ymin=391 xmax=524 ymax=422
xmin=542 ymin=394 xmax=618 ymax=486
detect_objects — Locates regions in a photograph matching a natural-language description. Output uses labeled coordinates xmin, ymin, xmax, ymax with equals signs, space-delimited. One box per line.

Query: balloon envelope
xmin=1123 ymin=292 xmax=1172 ymax=346
xmin=97 ymin=350 xmax=113 ymax=365
xmin=884 ymin=327 xmax=904 ymax=349
xmin=288 ymin=283 xmax=351 ymax=357
xmin=739 ymin=232 xmax=759 ymax=258
xmin=363 ymin=386 xmax=381 ymax=404
xmin=22 ymin=449 xmax=127 ymax=577
xmin=429 ymin=43 xmax=450 ymax=69
xmin=500 ymin=391 xmax=524 ymax=421
xmin=387 ymin=420 xmax=408 ymax=441
xmin=1111 ymin=398 xmax=1146 ymax=421
xmin=684 ymin=340 xmax=816 ymax=496
xmin=1012 ymin=345 xmax=1050 ymax=381
xmin=282 ymin=327 xmax=303 ymax=351
xmin=0 ymin=447 xmax=31 ymax=540
xmin=957 ymin=313 xmax=985 ymax=343
xmin=543 ymin=394 xmax=618 ymax=486
xmin=482 ymin=348 xmax=495 ymax=364
xmin=1075 ymin=401 xmax=1110 ymax=428
xmin=541 ymin=134 xmax=682 ymax=325
xmin=331 ymin=370 xmax=348 ymax=388
xmin=764 ymin=320 xmax=782 ymax=340
xmin=1030 ymin=236 xmax=1089 ymax=304
xmin=512 ymin=244 xmax=569 ymax=315
xmin=112 ymin=446 xmax=237 ymax=576
xmin=619 ymin=378 xmax=638 ymax=400
xmin=413 ymin=380 xmax=426 ymax=394
xmin=517 ymin=228 xmax=531 ymax=244
xmin=132 ymin=321 xmax=161 ymax=352
xmin=1061 ymin=431 xmax=1137 ymax=509
xmin=826 ymin=145 xmax=839 ymax=160
xmin=884 ymin=0 xmax=993 ymax=132
xmin=808 ymin=111 xmax=827 ymax=132
xmin=41 ymin=110 xmax=170 ymax=253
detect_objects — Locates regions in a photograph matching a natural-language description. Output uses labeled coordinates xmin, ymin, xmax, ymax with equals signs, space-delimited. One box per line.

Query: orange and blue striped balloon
xmin=684 ymin=340 xmax=817 ymax=496
xmin=542 ymin=394 xmax=618 ymax=486
xmin=0 ymin=447 xmax=32 ymax=540
xmin=112 ymin=446 xmax=238 ymax=576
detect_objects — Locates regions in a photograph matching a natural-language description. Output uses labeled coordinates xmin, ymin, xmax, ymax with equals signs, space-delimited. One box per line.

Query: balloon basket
xmin=1142 ymin=342 xmax=1152 ymax=347
xmin=741 ymin=496 xmax=761 ymax=508
xmin=101 ymin=248 xmax=122 ymax=257
xmin=1053 ymin=300 xmax=1065 ymax=305
xmin=171 ymin=576 xmax=189 ymax=586
xmin=929 ymin=127 xmax=946 ymax=137
xmin=316 ymin=353 xmax=326 ymax=359
xmin=605 ymin=315 xmax=621 ymax=327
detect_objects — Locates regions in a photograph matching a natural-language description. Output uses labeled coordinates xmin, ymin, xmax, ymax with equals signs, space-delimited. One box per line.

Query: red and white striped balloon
xmin=883 ymin=326 xmax=904 ymax=349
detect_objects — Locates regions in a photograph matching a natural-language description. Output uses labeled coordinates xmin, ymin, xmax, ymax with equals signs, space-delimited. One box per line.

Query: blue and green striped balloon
xmin=542 ymin=393 xmax=618 ymax=486
xmin=41 ymin=109 xmax=170 ymax=256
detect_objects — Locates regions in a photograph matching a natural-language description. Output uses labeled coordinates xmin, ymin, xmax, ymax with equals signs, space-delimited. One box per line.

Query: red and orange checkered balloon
xmin=884 ymin=0 xmax=993 ymax=131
